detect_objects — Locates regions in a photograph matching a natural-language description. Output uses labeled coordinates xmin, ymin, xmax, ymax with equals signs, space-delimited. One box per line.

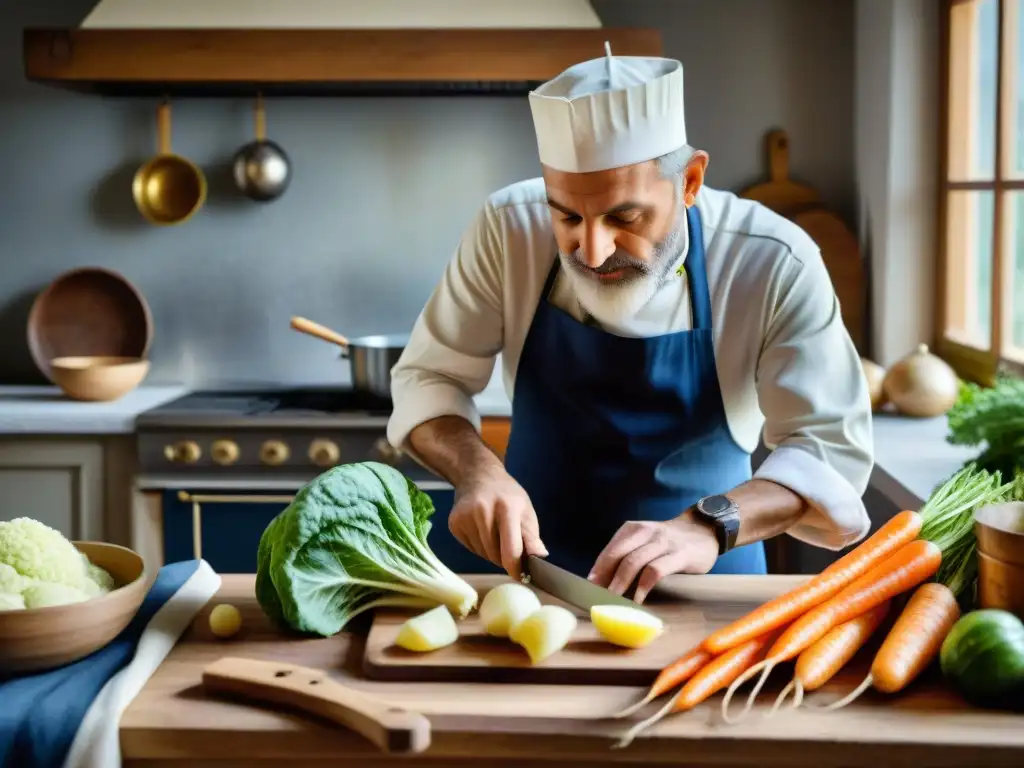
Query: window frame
xmin=937 ymin=0 xmax=1024 ymax=385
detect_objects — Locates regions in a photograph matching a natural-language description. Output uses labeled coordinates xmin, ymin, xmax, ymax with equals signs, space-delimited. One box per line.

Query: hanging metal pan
xmin=132 ymin=99 xmax=207 ymax=225
xmin=232 ymin=92 xmax=291 ymax=202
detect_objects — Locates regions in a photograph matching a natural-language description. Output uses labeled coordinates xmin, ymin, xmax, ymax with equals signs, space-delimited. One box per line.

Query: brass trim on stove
xmin=176 ymin=491 xmax=296 ymax=561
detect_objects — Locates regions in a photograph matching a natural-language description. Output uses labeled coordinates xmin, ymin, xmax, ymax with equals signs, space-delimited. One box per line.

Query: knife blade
xmin=523 ymin=555 xmax=639 ymax=612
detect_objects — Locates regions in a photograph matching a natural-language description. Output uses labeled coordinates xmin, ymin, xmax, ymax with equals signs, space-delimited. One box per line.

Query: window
xmin=940 ymin=0 xmax=1024 ymax=383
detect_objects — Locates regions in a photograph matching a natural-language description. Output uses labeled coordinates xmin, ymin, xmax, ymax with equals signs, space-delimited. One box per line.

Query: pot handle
xmin=290 ymin=316 xmax=350 ymax=350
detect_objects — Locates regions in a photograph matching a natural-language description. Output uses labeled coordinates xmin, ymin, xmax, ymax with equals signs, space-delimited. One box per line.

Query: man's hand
xmin=588 ymin=513 xmax=718 ymax=603
xmin=448 ymin=466 xmax=548 ymax=580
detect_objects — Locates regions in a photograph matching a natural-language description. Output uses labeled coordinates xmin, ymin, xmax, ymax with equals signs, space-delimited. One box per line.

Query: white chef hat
xmin=529 ymin=43 xmax=690 ymax=174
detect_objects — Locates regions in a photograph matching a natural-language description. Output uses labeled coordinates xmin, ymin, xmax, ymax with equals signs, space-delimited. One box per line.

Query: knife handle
xmin=201 ymin=656 xmax=431 ymax=754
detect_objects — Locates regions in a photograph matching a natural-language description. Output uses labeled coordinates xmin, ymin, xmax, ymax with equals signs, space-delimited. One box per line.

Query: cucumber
xmin=940 ymin=609 xmax=1024 ymax=708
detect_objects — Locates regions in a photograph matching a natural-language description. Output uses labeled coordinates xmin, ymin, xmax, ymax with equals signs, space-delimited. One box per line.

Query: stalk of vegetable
xmin=916 ymin=463 xmax=1014 ymax=604
xmin=811 ymin=583 xmax=960 ymax=710
xmin=946 ymin=375 xmax=1024 ymax=481
xmin=255 ymin=462 xmax=480 ymax=637
xmin=721 ymin=540 xmax=941 ymax=723
xmin=703 ymin=510 xmax=922 ymax=655
xmin=768 ymin=601 xmax=892 ymax=716
xmin=615 ymin=629 xmax=780 ymax=749
xmin=612 ymin=645 xmax=712 ymax=718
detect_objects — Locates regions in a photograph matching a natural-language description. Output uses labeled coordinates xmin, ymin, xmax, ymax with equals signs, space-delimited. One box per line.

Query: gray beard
xmin=558 ymin=206 xmax=688 ymax=328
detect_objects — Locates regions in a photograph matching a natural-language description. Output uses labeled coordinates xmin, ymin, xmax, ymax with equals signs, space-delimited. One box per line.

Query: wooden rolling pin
xmin=201 ymin=656 xmax=431 ymax=754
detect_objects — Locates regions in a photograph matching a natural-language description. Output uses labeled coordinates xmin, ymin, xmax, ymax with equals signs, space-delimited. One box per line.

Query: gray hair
xmin=655 ymin=146 xmax=693 ymax=181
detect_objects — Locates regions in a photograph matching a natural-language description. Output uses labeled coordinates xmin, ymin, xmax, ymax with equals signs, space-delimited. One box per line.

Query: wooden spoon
xmin=290 ymin=316 xmax=350 ymax=349
xmin=201 ymin=656 xmax=431 ymax=754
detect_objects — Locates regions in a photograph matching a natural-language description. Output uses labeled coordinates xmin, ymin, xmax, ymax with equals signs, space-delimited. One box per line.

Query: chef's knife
xmin=523 ymin=555 xmax=639 ymax=612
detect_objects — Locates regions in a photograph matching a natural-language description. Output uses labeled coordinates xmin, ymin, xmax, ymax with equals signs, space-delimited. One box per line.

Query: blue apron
xmin=503 ymin=205 xmax=767 ymax=578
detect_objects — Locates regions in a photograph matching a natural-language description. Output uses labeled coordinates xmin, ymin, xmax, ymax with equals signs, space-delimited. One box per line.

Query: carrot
xmin=615 ymin=630 xmax=778 ymax=749
xmin=812 ymin=583 xmax=960 ymax=710
xmin=768 ymin=601 xmax=891 ymax=716
xmin=721 ymin=539 xmax=941 ymax=723
xmin=703 ymin=510 xmax=922 ymax=655
xmin=612 ymin=645 xmax=711 ymax=718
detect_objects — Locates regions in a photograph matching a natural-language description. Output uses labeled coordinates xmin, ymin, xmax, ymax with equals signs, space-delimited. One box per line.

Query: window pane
xmin=1011 ymin=0 xmax=1024 ymax=177
xmin=945 ymin=190 xmax=995 ymax=349
xmin=948 ymin=0 xmax=999 ymax=180
xmin=1011 ymin=193 xmax=1024 ymax=356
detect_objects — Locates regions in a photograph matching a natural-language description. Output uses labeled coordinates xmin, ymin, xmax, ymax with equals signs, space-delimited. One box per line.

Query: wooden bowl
xmin=977 ymin=551 xmax=1024 ymax=618
xmin=975 ymin=502 xmax=1024 ymax=565
xmin=0 ymin=541 xmax=148 ymax=675
xmin=27 ymin=266 xmax=153 ymax=384
xmin=49 ymin=355 xmax=150 ymax=401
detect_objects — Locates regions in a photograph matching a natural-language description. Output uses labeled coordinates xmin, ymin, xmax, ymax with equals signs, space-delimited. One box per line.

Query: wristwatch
xmin=693 ymin=494 xmax=741 ymax=555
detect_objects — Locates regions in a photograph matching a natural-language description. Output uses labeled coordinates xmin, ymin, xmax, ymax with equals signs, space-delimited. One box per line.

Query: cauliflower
xmin=0 ymin=592 xmax=25 ymax=611
xmin=0 ymin=517 xmax=118 ymax=608
xmin=0 ymin=562 xmax=28 ymax=594
xmin=22 ymin=582 xmax=91 ymax=609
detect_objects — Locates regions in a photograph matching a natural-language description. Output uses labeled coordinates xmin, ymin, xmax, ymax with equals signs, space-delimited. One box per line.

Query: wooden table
xmin=121 ymin=575 xmax=1024 ymax=767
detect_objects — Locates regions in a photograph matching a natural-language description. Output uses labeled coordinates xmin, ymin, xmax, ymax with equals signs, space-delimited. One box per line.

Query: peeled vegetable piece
xmin=395 ymin=605 xmax=460 ymax=652
xmin=509 ymin=605 xmax=578 ymax=664
xmin=479 ymin=583 xmax=542 ymax=637
xmin=255 ymin=462 xmax=479 ymax=637
xmin=590 ymin=604 xmax=665 ymax=649
xmin=209 ymin=603 xmax=243 ymax=639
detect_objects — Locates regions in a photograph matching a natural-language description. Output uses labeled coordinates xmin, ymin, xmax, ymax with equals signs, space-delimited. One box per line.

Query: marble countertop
xmin=869 ymin=412 xmax=980 ymax=509
xmin=0 ymin=386 xmax=190 ymax=435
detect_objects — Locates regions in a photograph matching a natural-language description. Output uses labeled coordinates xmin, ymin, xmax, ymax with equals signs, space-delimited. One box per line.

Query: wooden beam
xmin=23 ymin=28 xmax=663 ymax=96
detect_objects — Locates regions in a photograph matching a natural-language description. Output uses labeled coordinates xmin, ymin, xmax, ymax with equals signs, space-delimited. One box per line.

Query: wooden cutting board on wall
xmin=740 ymin=129 xmax=867 ymax=353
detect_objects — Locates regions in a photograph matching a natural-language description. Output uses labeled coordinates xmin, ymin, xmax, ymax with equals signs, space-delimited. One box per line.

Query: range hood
xmin=23 ymin=0 xmax=662 ymax=96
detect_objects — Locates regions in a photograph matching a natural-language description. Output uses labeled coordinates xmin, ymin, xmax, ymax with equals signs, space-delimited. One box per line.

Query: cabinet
xmin=0 ymin=438 xmax=110 ymax=541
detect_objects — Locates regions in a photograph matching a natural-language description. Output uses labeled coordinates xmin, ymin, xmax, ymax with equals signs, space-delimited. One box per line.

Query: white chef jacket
xmin=387 ymin=178 xmax=874 ymax=551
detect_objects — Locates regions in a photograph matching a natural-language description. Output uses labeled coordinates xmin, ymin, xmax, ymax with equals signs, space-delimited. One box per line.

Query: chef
xmin=387 ymin=47 xmax=873 ymax=602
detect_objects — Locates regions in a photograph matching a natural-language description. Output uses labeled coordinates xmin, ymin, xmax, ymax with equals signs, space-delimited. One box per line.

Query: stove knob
xmin=259 ymin=439 xmax=290 ymax=466
xmin=373 ymin=437 xmax=402 ymax=465
xmin=164 ymin=440 xmax=202 ymax=464
xmin=211 ymin=439 xmax=240 ymax=466
xmin=308 ymin=438 xmax=340 ymax=468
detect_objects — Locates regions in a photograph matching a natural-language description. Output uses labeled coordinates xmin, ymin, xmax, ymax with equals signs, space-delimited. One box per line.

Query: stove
xmin=135 ymin=387 xmax=427 ymax=482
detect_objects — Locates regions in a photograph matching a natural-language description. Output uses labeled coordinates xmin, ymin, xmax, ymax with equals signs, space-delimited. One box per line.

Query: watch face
xmin=701 ymin=495 xmax=733 ymax=518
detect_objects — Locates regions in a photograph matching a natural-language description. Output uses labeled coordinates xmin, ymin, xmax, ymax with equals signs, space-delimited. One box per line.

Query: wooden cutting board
xmin=363 ymin=575 xmax=770 ymax=685
xmin=739 ymin=129 xmax=821 ymax=217
xmin=792 ymin=208 xmax=867 ymax=353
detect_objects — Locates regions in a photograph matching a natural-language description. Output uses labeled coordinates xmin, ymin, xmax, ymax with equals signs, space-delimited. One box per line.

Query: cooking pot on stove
xmin=290 ymin=316 xmax=408 ymax=399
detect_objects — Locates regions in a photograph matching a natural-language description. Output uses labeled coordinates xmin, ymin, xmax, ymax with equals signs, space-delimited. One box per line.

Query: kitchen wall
xmin=0 ymin=0 xmax=857 ymax=389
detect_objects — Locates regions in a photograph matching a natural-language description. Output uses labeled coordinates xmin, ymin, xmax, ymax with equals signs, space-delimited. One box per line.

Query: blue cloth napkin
xmin=0 ymin=559 xmax=201 ymax=768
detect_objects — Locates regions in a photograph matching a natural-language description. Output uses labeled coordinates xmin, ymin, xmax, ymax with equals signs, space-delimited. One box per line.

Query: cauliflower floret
xmin=0 ymin=592 xmax=25 ymax=611
xmin=0 ymin=517 xmax=92 ymax=589
xmin=0 ymin=562 xmax=28 ymax=594
xmin=86 ymin=562 xmax=115 ymax=594
xmin=22 ymin=582 xmax=91 ymax=609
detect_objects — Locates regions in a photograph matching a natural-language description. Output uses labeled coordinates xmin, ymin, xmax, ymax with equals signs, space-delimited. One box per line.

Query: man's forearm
xmin=709 ymin=479 xmax=808 ymax=546
xmin=408 ymin=415 xmax=505 ymax=488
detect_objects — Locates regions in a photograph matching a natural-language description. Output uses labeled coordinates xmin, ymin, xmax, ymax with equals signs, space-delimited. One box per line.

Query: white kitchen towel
xmin=62 ymin=559 xmax=221 ymax=768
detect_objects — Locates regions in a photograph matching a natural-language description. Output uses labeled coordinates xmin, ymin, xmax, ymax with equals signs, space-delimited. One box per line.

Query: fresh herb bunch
xmin=946 ymin=374 xmax=1024 ymax=481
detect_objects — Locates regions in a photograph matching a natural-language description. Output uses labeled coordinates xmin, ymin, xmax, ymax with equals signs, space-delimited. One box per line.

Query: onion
xmin=478 ymin=582 xmax=542 ymax=637
xmin=882 ymin=344 xmax=961 ymax=418
xmin=861 ymin=357 xmax=888 ymax=411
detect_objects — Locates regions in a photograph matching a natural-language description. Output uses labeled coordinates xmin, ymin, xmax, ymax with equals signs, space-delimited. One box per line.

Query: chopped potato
xmin=209 ymin=603 xmax=243 ymax=638
xmin=590 ymin=604 xmax=664 ymax=649
xmin=509 ymin=605 xmax=578 ymax=664
xmin=395 ymin=605 xmax=459 ymax=652
xmin=479 ymin=583 xmax=542 ymax=637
